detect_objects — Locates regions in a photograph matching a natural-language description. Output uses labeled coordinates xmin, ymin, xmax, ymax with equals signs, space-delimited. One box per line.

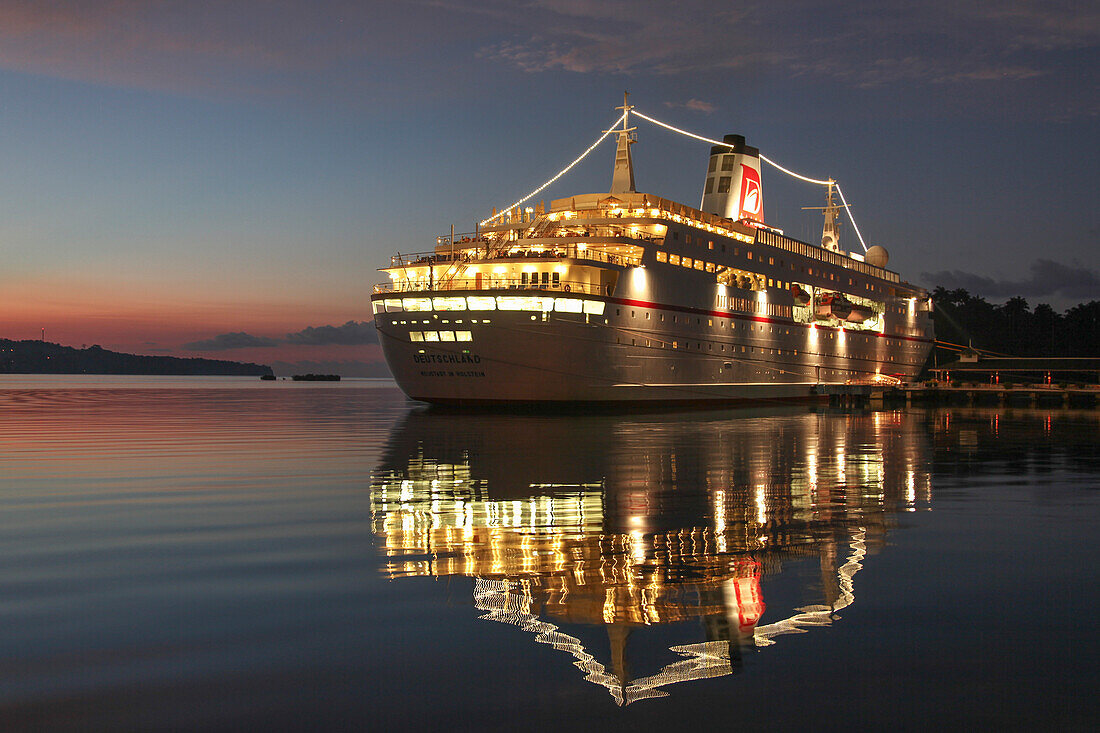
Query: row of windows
xmin=377 ymin=296 xmax=605 ymax=315
xmin=409 ymin=331 xmax=472 ymax=342
xmin=756 ymin=229 xmax=900 ymax=283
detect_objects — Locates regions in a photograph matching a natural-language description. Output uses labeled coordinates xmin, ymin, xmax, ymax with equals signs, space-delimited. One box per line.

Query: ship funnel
xmin=700 ymin=134 xmax=764 ymax=223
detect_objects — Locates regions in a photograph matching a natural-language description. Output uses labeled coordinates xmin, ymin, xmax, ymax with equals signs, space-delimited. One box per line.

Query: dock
xmin=818 ymin=382 xmax=1100 ymax=408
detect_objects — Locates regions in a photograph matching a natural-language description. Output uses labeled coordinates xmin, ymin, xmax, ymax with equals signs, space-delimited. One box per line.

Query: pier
xmin=821 ymin=382 xmax=1100 ymax=408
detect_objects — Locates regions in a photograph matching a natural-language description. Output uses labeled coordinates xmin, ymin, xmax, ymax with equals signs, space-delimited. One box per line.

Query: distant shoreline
xmin=0 ymin=338 xmax=273 ymax=377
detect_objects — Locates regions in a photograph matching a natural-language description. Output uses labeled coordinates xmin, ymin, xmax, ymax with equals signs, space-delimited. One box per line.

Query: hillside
xmin=0 ymin=339 xmax=273 ymax=376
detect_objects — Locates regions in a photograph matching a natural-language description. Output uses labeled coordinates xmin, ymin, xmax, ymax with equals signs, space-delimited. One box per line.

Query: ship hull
xmin=373 ymin=290 xmax=930 ymax=405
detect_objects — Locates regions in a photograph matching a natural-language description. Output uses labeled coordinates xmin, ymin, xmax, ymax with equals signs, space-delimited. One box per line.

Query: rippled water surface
xmin=0 ymin=377 xmax=1097 ymax=730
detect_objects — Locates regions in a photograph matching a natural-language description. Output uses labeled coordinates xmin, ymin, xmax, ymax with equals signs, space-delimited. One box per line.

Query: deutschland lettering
xmin=413 ymin=353 xmax=481 ymax=364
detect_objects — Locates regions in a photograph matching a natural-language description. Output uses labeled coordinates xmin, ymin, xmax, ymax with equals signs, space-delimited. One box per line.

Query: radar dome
xmin=865 ymin=246 xmax=889 ymax=269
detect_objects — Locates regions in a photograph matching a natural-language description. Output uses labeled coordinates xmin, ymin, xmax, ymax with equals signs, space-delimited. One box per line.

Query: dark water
xmin=0 ymin=377 xmax=1096 ymax=730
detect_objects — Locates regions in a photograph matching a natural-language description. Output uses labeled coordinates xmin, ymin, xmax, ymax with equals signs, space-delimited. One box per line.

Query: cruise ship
xmin=371 ymin=100 xmax=934 ymax=405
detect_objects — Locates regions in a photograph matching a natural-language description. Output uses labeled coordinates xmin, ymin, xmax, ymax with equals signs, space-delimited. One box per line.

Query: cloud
xmin=183 ymin=321 xmax=377 ymax=351
xmin=468 ymin=0 xmax=1097 ymax=104
xmin=183 ymin=332 xmax=281 ymax=351
xmin=284 ymin=320 xmax=377 ymax=346
xmin=664 ymin=99 xmax=716 ymax=113
xmin=922 ymin=259 xmax=1100 ymax=300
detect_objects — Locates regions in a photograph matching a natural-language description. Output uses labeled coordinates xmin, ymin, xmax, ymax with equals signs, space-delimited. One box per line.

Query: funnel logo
xmin=738 ymin=164 xmax=762 ymax=221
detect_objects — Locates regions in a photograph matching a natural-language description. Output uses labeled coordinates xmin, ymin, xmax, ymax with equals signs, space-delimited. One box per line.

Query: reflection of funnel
xmin=726 ymin=560 xmax=766 ymax=636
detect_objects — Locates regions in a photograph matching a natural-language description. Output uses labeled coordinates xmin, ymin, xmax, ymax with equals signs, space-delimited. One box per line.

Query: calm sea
xmin=0 ymin=377 xmax=1096 ymax=731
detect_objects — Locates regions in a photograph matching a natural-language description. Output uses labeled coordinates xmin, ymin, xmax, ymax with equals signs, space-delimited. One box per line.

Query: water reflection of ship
xmin=370 ymin=408 xmax=931 ymax=705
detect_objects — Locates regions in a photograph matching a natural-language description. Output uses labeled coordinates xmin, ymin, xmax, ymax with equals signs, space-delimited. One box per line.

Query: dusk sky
xmin=1 ymin=1 xmax=1096 ymax=373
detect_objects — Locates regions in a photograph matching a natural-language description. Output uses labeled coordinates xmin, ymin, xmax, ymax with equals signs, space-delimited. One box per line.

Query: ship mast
xmin=803 ymin=180 xmax=845 ymax=252
xmin=609 ymin=92 xmax=637 ymax=194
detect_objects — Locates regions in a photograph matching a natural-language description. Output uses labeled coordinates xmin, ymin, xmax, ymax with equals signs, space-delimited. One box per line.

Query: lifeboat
xmin=789 ymin=283 xmax=811 ymax=306
xmin=815 ymin=293 xmax=852 ymax=320
xmin=846 ymin=303 xmax=876 ymax=323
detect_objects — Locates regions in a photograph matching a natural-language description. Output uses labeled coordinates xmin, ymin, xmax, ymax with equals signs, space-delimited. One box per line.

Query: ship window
xmin=645 ymin=312 xmax=650 ymax=320
xmin=384 ymin=299 xmax=404 ymax=312
xmin=706 ymin=262 xmax=715 ymax=272
xmin=552 ymin=272 xmax=560 ymax=286
xmin=433 ymin=297 xmax=467 ymax=311
xmin=456 ymin=331 xmax=472 ymax=341
xmin=402 ymin=297 xmax=432 ymax=312
xmin=686 ymin=234 xmax=692 ymax=244
xmin=708 ymin=319 xmax=713 ymax=326
xmin=583 ymin=300 xmax=605 ymax=315
xmin=497 ymin=296 xmax=551 ymax=311
xmin=555 ymin=298 xmax=583 ymax=313
xmin=439 ymin=331 xmax=456 ymax=341
xmin=709 ymin=156 xmax=718 ymax=173
xmin=669 ymin=254 xmax=681 ymax=266
xmin=660 ymin=314 xmax=665 ymax=322
xmin=708 ymin=240 xmax=714 ymax=250
xmin=656 ymin=251 xmax=668 ymax=263
xmin=631 ymin=310 xmax=635 ymax=317
xmin=616 ymin=309 xmax=621 ymax=316
xmin=646 ymin=339 xmax=651 ymax=347
xmin=747 ymin=251 xmax=752 ymax=260
xmin=423 ymin=331 xmax=440 ymax=341
xmin=721 ymin=155 xmax=735 ymax=171
xmin=466 ymin=296 xmax=496 ymax=310
xmin=683 ymin=257 xmax=693 ymax=268
xmin=632 ymin=339 xmax=636 ymax=345
xmin=542 ymin=272 xmax=550 ymax=285
xmin=409 ymin=331 xmax=424 ymax=342
xmin=717 ymin=176 xmax=732 ymax=193
xmin=694 ymin=260 xmax=704 ymax=270
xmin=372 ymin=302 xmax=384 ymax=314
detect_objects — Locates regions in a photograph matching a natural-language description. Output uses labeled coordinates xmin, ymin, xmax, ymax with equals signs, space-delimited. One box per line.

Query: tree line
xmin=929 ymin=288 xmax=1100 ymax=363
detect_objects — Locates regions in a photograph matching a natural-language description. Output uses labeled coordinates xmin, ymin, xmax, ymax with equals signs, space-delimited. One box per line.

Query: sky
xmin=1 ymin=0 xmax=1097 ymax=373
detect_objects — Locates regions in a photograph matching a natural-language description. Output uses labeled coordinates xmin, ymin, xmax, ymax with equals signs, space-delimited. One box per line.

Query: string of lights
xmin=480 ymin=112 xmax=627 ymax=228
xmin=632 ymin=110 xmax=869 ymax=252
xmin=833 ymin=183 xmax=868 ymax=253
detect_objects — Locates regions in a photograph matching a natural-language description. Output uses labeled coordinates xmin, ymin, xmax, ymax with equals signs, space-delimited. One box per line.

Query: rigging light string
xmin=480 ymin=112 xmax=627 ymax=228
xmin=632 ymin=110 xmax=870 ymax=253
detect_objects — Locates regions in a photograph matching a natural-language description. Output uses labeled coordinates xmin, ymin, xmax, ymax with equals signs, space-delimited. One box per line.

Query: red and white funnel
xmin=700 ymin=134 xmax=764 ymax=224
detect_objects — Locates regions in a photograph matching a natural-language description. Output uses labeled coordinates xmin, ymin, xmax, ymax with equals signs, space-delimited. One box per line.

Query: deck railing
xmin=388 ymin=244 xmax=641 ymax=270
xmin=373 ymin=278 xmax=613 ymax=296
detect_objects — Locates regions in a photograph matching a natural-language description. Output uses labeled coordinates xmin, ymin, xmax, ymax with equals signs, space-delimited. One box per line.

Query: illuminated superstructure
xmin=370 ymin=408 xmax=932 ymax=704
xmin=371 ymin=99 xmax=934 ymax=404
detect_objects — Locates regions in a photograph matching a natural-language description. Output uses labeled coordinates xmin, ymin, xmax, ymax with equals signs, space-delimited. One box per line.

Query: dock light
xmin=631 ymin=265 xmax=647 ymax=289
